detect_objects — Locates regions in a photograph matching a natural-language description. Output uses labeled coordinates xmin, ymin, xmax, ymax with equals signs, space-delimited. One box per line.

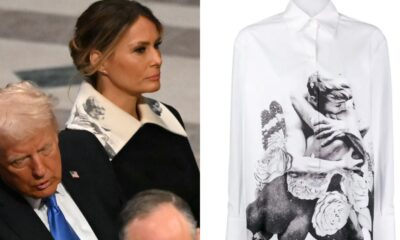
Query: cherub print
xmin=247 ymin=72 xmax=373 ymax=240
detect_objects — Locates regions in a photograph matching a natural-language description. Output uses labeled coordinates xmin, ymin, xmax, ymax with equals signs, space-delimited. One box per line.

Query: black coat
xmin=59 ymin=106 xmax=200 ymax=224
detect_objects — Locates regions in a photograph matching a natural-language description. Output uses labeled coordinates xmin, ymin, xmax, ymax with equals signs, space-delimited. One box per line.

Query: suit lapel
xmin=61 ymin=168 xmax=95 ymax=224
xmin=0 ymin=182 xmax=53 ymax=240
xmin=62 ymin=168 xmax=115 ymax=240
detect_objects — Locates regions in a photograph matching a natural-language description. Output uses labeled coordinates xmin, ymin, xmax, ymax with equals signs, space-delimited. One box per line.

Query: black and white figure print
xmin=83 ymin=96 xmax=106 ymax=120
xmin=69 ymin=96 xmax=116 ymax=157
xmin=145 ymin=97 xmax=163 ymax=116
xmin=246 ymin=73 xmax=374 ymax=240
xmin=254 ymin=101 xmax=292 ymax=193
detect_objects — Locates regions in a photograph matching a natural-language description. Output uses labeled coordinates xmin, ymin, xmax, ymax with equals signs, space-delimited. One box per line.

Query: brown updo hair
xmin=69 ymin=0 xmax=163 ymax=82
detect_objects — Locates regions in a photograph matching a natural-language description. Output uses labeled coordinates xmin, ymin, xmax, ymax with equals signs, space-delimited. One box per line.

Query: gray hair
xmin=0 ymin=81 xmax=57 ymax=145
xmin=119 ymin=189 xmax=197 ymax=240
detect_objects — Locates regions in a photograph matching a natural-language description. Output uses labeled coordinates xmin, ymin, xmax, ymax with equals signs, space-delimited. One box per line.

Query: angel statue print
xmin=246 ymin=72 xmax=374 ymax=240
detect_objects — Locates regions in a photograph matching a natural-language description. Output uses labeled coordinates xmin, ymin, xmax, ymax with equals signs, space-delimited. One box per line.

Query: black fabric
xmin=0 ymin=181 xmax=53 ymax=240
xmin=59 ymin=133 xmax=125 ymax=240
xmin=59 ymin=105 xmax=200 ymax=225
xmin=112 ymin=123 xmax=200 ymax=223
xmin=0 ymin=139 xmax=123 ymax=240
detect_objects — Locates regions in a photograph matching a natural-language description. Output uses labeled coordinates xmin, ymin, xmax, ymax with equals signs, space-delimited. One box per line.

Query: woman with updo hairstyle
xmin=59 ymin=0 xmax=200 ymax=224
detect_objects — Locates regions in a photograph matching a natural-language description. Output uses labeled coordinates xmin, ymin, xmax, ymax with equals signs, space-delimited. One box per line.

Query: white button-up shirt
xmin=25 ymin=184 xmax=98 ymax=240
xmin=227 ymin=0 xmax=395 ymax=239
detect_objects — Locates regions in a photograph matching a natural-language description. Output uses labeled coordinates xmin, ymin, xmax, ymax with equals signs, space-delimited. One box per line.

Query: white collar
xmin=24 ymin=184 xmax=65 ymax=209
xmin=66 ymin=81 xmax=187 ymax=159
xmin=283 ymin=0 xmax=339 ymax=37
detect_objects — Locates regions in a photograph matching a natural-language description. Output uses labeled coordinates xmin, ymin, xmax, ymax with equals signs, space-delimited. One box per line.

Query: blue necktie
xmin=44 ymin=194 xmax=80 ymax=240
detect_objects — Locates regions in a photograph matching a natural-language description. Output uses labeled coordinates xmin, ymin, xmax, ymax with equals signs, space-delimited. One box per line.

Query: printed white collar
xmin=66 ymin=81 xmax=187 ymax=159
xmin=283 ymin=0 xmax=339 ymax=37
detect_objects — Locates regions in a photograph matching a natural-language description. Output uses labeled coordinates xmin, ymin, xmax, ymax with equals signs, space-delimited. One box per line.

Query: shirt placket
xmin=303 ymin=18 xmax=322 ymax=167
xmin=304 ymin=18 xmax=319 ymax=68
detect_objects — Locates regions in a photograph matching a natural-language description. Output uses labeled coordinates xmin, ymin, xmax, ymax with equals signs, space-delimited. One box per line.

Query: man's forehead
xmin=128 ymin=204 xmax=192 ymax=240
xmin=0 ymin=128 xmax=56 ymax=154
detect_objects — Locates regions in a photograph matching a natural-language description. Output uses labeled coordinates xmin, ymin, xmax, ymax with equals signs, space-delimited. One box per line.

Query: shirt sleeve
xmin=226 ymin=33 xmax=248 ymax=240
xmin=370 ymin=29 xmax=396 ymax=239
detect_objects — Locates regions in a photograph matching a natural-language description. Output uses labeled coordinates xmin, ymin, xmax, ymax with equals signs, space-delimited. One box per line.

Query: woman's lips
xmin=145 ymin=73 xmax=160 ymax=81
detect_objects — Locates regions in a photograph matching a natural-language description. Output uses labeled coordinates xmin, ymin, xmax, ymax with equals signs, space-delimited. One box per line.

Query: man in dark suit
xmin=0 ymin=82 xmax=123 ymax=240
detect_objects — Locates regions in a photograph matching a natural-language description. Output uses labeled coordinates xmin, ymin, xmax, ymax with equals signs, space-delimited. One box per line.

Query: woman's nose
xmin=150 ymin=48 xmax=162 ymax=67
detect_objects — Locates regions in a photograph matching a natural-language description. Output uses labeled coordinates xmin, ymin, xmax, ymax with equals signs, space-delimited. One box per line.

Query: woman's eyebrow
xmin=128 ymin=41 xmax=150 ymax=47
xmin=128 ymin=37 xmax=162 ymax=47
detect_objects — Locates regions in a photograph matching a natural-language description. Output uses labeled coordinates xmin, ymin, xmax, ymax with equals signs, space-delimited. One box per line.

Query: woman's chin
xmin=144 ymin=83 xmax=161 ymax=93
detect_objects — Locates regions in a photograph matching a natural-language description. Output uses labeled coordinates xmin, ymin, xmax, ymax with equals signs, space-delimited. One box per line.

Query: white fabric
xmin=66 ymin=81 xmax=187 ymax=159
xmin=227 ymin=0 xmax=395 ymax=239
xmin=25 ymin=184 xmax=98 ymax=240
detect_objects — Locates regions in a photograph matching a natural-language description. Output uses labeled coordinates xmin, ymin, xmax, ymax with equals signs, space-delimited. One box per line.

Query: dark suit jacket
xmin=0 ymin=135 xmax=125 ymax=240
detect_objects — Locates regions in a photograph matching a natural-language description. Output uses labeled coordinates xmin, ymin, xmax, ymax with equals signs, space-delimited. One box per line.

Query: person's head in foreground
xmin=0 ymin=81 xmax=60 ymax=199
xmin=119 ymin=189 xmax=200 ymax=240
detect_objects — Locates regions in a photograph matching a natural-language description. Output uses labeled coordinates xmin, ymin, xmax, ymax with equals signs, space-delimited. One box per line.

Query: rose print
xmin=341 ymin=172 xmax=369 ymax=212
xmin=312 ymin=191 xmax=351 ymax=236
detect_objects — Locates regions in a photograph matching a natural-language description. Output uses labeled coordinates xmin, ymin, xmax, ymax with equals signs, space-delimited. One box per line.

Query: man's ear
xmin=89 ymin=50 xmax=107 ymax=74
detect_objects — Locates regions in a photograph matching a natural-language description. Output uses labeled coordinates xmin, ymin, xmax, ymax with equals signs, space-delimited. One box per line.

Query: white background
xmin=200 ymin=0 xmax=400 ymax=239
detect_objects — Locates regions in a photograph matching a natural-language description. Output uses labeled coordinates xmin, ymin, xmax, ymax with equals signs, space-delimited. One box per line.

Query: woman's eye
xmin=134 ymin=47 xmax=146 ymax=54
xmin=155 ymin=41 xmax=162 ymax=49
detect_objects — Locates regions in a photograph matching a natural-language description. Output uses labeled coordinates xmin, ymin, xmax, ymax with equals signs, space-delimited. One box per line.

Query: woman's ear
xmin=89 ymin=50 xmax=107 ymax=74
xmin=195 ymin=228 xmax=200 ymax=240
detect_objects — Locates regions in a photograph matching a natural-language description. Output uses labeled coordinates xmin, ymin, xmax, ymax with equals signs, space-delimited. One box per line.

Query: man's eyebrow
xmin=38 ymin=143 xmax=52 ymax=151
xmin=8 ymin=154 xmax=29 ymax=162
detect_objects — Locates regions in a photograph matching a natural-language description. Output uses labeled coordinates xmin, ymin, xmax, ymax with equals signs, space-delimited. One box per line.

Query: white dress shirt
xmin=227 ymin=0 xmax=395 ymax=239
xmin=25 ymin=184 xmax=98 ymax=240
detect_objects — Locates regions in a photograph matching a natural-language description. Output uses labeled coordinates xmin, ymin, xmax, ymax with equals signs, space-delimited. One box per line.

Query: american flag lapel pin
xmin=69 ymin=170 xmax=80 ymax=179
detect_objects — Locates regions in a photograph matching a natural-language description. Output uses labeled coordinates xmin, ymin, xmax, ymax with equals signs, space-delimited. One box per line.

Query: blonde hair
xmin=0 ymin=81 xmax=57 ymax=144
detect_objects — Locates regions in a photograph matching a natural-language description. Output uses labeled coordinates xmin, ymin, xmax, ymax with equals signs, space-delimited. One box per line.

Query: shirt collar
xmin=66 ymin=81 xmax=187 ymax=159
xmin=24 ymin=184 xmax=65 ymax=209
xmin=283 ymin=0 xmax=339 ymax=36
